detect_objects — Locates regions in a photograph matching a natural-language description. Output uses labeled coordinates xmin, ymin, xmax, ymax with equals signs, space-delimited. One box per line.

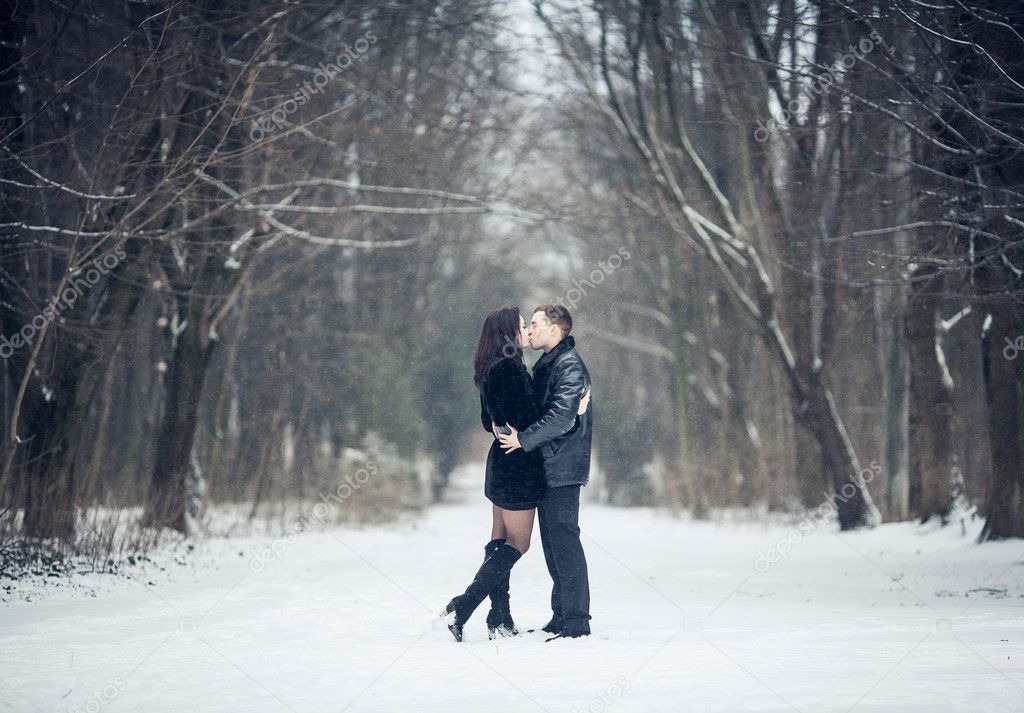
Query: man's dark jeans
xmin=537 ymin=484 xmax=591 ymax=634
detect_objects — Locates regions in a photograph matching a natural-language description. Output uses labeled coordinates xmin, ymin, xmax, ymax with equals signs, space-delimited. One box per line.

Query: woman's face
xmin=516 ymin=315 xmax=529 ymax=348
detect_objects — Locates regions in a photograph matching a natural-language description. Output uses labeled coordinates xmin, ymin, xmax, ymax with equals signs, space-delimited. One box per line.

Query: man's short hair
xmin=533 ymin=304 xmax=572 ymax=337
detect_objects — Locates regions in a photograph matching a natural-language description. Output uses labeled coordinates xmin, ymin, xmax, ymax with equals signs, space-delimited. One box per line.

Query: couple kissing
xmin=442 ymin=304 xmax=593 ymax=643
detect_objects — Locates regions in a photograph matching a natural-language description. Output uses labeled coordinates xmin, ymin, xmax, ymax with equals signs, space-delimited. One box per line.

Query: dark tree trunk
xmin=978 ymin=300 xmax=1024 ymax=540
xmin=792 ymin=370 xmax=879 ymax=529
xmin=935 ymin=0 xmax=1024 ymax=540
xmin=19 ymin=367 xmax=79 ymax=541
xmin=906 ymin=287 xmax=957 ymax=522
xmin=145 ymin=294 xmax=214 ymax=534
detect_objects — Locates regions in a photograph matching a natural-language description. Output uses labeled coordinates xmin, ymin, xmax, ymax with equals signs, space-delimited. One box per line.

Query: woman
xmin=442 ymin=305 xmax=589 ymax=642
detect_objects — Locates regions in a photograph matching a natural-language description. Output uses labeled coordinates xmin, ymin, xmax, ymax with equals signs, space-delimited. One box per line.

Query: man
xmin=497 ymin=304 xmax=593 ymax=640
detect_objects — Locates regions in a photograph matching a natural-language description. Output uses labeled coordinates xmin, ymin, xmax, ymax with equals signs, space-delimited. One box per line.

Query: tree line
xmin=0 ymin=0 xmax=1021 ymax=559
xmin=0 ymin=0 xmax=518 ymax=549
xmin=519 ymin=0 xmax=1022 ymax=539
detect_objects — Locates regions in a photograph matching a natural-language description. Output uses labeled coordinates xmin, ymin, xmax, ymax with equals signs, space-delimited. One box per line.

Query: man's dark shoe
xmin=527 ymin=617 xmax=563 ymax=634
xmin=544 ymin=620 xmax=590 ymax=642
xmin=544 ymin=630 xmax=591 ymax=642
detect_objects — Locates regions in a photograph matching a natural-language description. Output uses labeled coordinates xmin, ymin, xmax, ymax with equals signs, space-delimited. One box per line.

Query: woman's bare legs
xmin=497 ymin=506 xmax=534 ymax=554
xmin=490 ymin=504 xmax=507 ymax=541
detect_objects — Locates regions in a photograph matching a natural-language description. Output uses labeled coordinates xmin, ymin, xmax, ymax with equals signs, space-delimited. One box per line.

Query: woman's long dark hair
xmin=473 ymin=305 xmax=523 ymax=387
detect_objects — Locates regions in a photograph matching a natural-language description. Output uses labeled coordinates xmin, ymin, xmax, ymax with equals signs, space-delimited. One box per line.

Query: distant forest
xmin=1 ymin=0 xmax=1021 ymax=556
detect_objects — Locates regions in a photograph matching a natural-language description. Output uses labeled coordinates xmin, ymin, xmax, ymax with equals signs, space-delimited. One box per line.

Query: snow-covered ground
xmin=2 ymin=463 xmax=1022 ymax=713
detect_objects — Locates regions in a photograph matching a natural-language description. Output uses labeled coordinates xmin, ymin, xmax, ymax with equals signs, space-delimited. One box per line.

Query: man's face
xmin=528 ymin=310 xmax=560 ymax=351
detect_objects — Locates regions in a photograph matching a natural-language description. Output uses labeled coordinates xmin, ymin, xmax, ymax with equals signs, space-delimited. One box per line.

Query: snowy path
xmin=2 ymin=463 xmax=1023 ymax=713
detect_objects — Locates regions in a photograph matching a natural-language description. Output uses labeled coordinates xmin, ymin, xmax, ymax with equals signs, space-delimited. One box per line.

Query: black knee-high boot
xmin=444 ymin=543 xmax=523 ymax=642
xmin=483 ymin=539 xmax=518 ymax=639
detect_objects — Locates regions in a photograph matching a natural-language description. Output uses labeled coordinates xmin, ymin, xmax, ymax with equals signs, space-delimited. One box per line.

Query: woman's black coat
xmin=478 ymin=357 xmax=546 ymax=509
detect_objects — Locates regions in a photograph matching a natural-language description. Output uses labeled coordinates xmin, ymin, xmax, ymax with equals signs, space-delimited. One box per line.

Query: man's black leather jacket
xmin=518 ymin=336 xmax=592 ymax=487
